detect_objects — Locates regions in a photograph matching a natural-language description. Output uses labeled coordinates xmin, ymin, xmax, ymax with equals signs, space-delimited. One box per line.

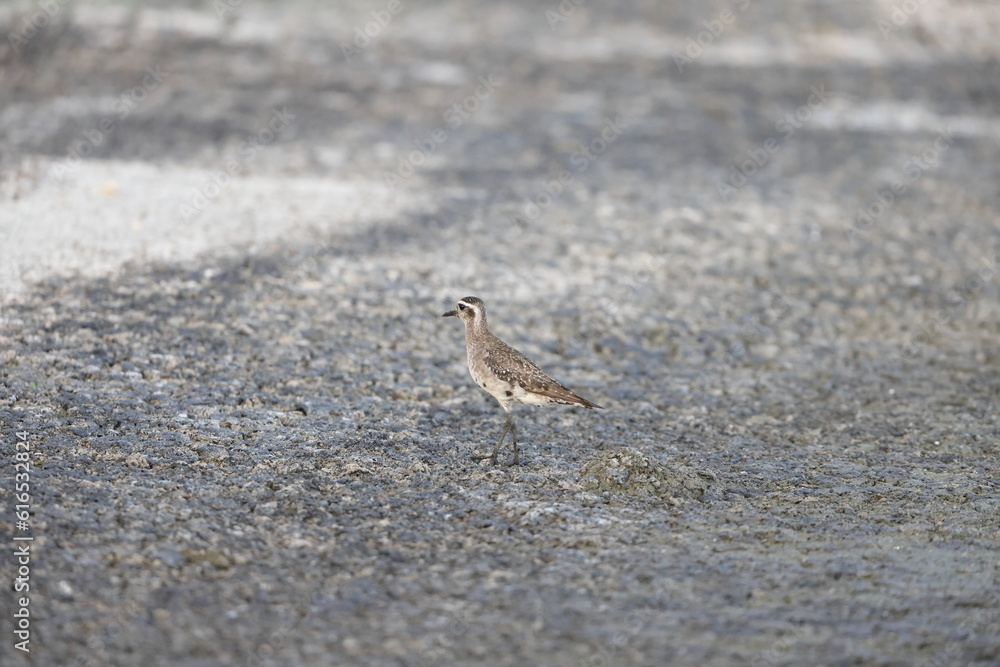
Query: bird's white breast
xmin=467 ymin=355 xmax=555 ymax=408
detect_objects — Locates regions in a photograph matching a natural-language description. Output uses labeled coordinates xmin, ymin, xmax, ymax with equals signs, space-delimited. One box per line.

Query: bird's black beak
xmin=442 ymin=310 xmax=457 ymax=317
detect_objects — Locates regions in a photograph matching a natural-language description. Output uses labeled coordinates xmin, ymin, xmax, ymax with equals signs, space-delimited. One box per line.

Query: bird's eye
xmin=458 ymin=303 xmax=467 ymax=311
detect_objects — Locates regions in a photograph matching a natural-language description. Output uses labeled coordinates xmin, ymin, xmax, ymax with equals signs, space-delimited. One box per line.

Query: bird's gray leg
xmin=507 ymin=416 xmax=519 ymax=466
xmin=471 ymin=414 xmax=511 ymax=464
xmin=490 ymin=415 xmax=513 ymax=465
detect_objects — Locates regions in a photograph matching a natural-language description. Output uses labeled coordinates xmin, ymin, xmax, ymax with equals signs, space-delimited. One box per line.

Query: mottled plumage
xmin=443 ymin=296 xmax=601 ymax=464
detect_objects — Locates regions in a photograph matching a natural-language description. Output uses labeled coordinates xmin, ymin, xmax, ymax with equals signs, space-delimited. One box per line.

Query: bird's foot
xmin=470 ymin=450 xmax=520 ymax=466
xmin=470 ymin=451 xmax=499 ymax=465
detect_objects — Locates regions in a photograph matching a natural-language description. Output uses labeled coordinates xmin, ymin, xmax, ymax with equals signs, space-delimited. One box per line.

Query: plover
xmin=443 ymin=296 xmax=601 ymax=465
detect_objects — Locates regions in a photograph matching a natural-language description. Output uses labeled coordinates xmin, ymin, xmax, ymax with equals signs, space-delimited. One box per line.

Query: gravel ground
xmin=2 ymin=1 xmax=999 ymax=665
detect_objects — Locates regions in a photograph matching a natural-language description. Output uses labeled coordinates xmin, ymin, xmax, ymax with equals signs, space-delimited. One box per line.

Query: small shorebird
xmin=443 ymin=296 xmax=602 ymax=465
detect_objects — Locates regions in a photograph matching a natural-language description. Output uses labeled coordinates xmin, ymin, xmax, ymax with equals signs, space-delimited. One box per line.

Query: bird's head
xmin=443 ymin=296 xmax=487 ymax=327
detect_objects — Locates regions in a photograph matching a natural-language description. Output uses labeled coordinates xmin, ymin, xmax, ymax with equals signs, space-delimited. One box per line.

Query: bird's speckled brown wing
xmin=483 ymin=339 xmax=601 ymax=409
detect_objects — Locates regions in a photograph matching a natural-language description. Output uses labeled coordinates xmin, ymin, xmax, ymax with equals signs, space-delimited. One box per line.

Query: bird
xmin=442 ymin=296 xmax=602 ymax=465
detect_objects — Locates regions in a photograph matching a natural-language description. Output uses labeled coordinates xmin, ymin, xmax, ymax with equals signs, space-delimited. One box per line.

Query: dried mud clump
xmin=580 ymin=447 xmax=716 ymax=504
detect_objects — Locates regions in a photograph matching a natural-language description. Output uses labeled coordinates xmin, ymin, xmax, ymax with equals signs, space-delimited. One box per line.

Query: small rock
xmin=125 ymin=452 xmax=150 ymax=467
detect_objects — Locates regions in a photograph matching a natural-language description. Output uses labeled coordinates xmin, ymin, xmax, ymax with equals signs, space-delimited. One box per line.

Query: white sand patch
xmin=0 ymin=157 xmax=429 ymax=300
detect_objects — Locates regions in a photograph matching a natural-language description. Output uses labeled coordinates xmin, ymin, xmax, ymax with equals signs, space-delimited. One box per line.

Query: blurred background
xmin=2 ymin=0 xmax=998 ymax=308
